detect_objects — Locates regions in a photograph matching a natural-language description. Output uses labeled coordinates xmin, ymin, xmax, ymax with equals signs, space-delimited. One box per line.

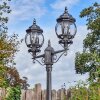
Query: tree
xmin=0 ymin=1 xmax=28 ymax=99
xmin=0 ymin=0 xmax=13 ymax=87
xmin=0 ymin=33 xmax=27 ymax=88
xmin=75 ymin=2 xmax=100 ymax=82
xmin=0 ymin=0 xmax=28 ymax=88
xmin=0 ymin=32 xmax=25 ymax=88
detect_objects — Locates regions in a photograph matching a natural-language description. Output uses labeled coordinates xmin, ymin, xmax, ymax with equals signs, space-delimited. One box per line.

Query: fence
xmin=0 ymin=83 xmax=68 ymax=100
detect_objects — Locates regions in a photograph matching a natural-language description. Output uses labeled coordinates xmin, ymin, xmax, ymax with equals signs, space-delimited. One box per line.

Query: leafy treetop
xmin=75 ymin=2 xmax=100 ymax=82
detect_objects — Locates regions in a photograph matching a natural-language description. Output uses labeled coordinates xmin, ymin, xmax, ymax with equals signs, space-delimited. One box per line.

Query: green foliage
xmin=80 ymin=2 xmax=100 ymax=31
xmin=70 ymin=80 xmax=100 ymax=100
xmin=63 ymin=95 xmax=67 ymax=100
xmin=4 ymin=86 xmax=21 ymax=100
xmin=71 ymin=88 xmax=88 ymax=100
xmin=0 ymin=64 xmax=6 ymax=86
xmin=0 ymin=0 xmax=11 ymax=33
xmin=75 ymin=2 xmax=100 ymax=82
xmin=88 ymin=84 xmax=100 ymax=100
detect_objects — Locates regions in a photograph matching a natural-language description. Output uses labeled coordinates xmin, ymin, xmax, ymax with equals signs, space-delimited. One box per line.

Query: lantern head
xmin=25 ymin=19 xmax=44 ymax=58
xmin=55 ymin=7 xmax=77 ymax=49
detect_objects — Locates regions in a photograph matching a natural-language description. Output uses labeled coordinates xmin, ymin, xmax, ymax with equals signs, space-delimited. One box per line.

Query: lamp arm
xmin=53 ymin=48 xmax=68 ymax=63
xmin=35 ymin=54 xmax=44 ymax=58
xmin=35 ymin=59 xmax=45 ymax=66
xmin=32 ymin=48 xmax=68 ymax=60
xmin=32 ymin=54 xmax=45 ymax=65
xmin=53 ymin=51 xmax=65 ymax=63
xmin=53 ymin=48 xmax=68 ymax=55
xmin=35 ymin=48 xmax=67 ymax=59
xmin=33 ymin=48 xmax=68 ymax=64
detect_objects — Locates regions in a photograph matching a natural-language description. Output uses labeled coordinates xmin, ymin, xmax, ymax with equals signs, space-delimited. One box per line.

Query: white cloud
xmin=51 ymin=0 xmax=79 ymax=10
xmin=14 ymin=25 xmax=89 ymax=89
xmin=9 ymin=0 xmax=46 ymax=21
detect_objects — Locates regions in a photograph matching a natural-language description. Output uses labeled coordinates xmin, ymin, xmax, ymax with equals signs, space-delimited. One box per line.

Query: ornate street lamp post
xmin=25 ymin=7 xmax=77 ymax=100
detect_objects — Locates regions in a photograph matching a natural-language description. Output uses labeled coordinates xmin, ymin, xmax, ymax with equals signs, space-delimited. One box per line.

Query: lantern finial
xmin=48 ymin=40 xmax=51 ymax=47
xmin=65 ymin=7 xmax=68 ymax=13
xmin=33 ymin=18 xmax=36 ymax=24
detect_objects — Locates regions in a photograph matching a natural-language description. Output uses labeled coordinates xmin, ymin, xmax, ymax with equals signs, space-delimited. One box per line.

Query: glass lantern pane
xmin=56 ymin=22 xmax=62 ymax=36
xmin=63 ymin=22 xmax=70 ymax=34
xmin=63 ymin=21 xmax=70 ymax=35
xmin=62 ymin=21 xmax=76 ymax=37
xmin=30 ymin=32 xmax=44 ymax=47
xmin=38 ymin=34 xmax=44 ymax=46
xmin=30 ymin=32 xmax=37 ymax=45
xmin=25 ymin=33 xmax=31 ymax=47
xmin=69 ymin=23 xmax=76 ymax=36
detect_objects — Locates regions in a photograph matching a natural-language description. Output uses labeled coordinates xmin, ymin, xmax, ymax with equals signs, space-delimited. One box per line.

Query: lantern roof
xmin=26 ymin=19 xmax=43 ymax=33
xmin=56 ymin=7 xmax=76 ymax=23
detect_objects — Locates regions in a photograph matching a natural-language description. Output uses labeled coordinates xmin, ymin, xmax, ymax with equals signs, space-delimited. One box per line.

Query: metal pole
xmin=46 ymin=65 xmax=52 ymax=100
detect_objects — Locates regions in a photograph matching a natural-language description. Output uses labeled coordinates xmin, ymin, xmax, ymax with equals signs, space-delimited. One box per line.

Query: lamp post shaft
xmin=46 ymin=65 xmax=52 ymax=100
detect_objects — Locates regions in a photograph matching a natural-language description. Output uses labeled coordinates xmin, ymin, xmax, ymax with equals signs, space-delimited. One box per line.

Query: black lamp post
xmin=25 ymin=7 xmax=77 ymax=100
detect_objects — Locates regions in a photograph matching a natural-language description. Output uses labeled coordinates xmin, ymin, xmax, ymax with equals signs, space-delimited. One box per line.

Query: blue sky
xmin=7 ymin=0 xmax=100 ymax=89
